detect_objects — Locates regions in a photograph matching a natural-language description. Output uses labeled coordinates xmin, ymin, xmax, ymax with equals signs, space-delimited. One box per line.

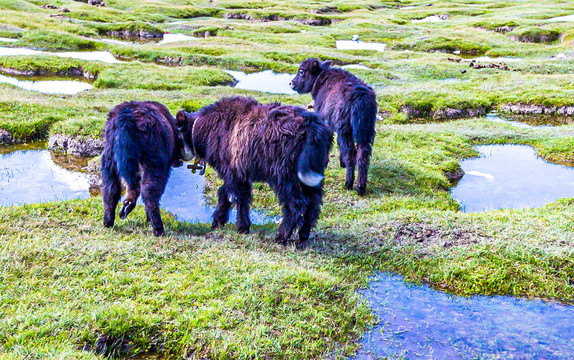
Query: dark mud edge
xmin=87 ymin=156 xmax=102 ymax=187
xmin=399 ymin=103 xmax=574 ymax=120
xmin=0 ymin=129 xmax=13 ymax=145
xmin=48 ymin=133 xmax=103 ymax=156
xmin=400 ymin=105 xmax=488 ymax=120
xmin=0 ymin=66 xmax=97 ymax=80
xmin=501 ymin=103 xmax=574 ymax=116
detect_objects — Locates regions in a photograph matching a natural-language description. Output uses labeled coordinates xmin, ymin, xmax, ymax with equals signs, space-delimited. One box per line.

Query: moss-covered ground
xmin=0 ymin=0 xmax=573 ymax=358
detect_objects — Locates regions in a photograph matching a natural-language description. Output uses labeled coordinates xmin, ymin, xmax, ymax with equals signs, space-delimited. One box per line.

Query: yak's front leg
xmin=212 ymin=183 xmax=232 ymax=229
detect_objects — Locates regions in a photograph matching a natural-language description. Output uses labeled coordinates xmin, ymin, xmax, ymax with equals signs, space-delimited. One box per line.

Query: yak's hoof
xmin=153 ymin=227 xmax=165 ymax=237
xmin=119 ymin=200 xmax=136 ymax=220
xmin=345 ymin=181 xmax=354 ymax=191
xmin=237 ymin=226 xmax=250 ymax=234
xmin=276 ymin=237 xmax=289 ymax=246
xmin=356 ymin=185 xmax=366 ymax=196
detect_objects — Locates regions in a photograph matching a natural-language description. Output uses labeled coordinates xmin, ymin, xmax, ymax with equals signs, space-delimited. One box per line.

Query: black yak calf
xmin=176 ymin=97 xmax=332 ymax=245
xmin=101 ymin=101 xmax=193 ymax=236
xmin=290 ymin=58 xmax=377 ymax=195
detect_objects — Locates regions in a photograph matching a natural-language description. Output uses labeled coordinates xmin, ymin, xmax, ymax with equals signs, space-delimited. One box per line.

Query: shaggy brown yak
xmin=176 ymin=96 xmax=332 ymax=244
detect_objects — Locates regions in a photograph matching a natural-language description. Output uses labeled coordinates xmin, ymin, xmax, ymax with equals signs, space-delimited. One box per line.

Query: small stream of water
xmin=353 ymin=273 xmax=574 ymax=359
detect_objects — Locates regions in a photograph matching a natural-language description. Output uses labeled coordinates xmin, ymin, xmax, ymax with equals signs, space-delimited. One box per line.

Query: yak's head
xmin=175 ymin=109 xmax=197 ymax=161
xmin=290 ymin=58 xmax=332 ymax=94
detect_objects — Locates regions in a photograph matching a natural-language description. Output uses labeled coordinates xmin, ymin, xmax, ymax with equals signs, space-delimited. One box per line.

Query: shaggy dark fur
xmin=290 ymin=58 xmax=377 ymax=195
xmin=101 ymin=101 xmax=192 ymax=236
xmin=176 ymin=97 xmax=333 ymax=245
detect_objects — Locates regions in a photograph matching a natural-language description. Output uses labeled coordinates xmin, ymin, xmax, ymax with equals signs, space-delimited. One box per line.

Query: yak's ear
xmin=311 ymin=59 xmax=320 ymax=71
xmin=320 ymin=60 xmax=332 ymax=70
xmin=176 ymin=109 xmax=187 ymax=127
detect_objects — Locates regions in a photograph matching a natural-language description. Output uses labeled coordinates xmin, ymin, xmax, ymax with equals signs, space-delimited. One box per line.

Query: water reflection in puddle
xmin=0 ymin=37 xmax=18 ymax=43
xmin=0 ymin=46 xmax=121 ymax=63
xmin=451 ymin=144 xmax=574 ymax=213
xmin=0 ymin=74 xmax=93 ymax=95
xmin=0 ymin=146 xmax=91 ymax=206
xmin=336 ymin=40 xmax=386 ymax=52
xmin=353 ymin=273 xmax=574 ymax=359
xmin=0 ymin=146 xmax=273 ymax=224
xmin=225 ymin=70 xmax=296 ymax=94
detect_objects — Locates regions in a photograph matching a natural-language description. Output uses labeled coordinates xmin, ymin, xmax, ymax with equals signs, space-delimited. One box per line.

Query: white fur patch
xmin=298 ymin=170 xmax=324 ymax=187
xmin=181 ymin=143 xmax=194 ymax=161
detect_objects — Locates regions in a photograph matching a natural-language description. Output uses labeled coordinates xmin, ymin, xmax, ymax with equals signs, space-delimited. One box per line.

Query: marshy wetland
xmin=0 ymin=0 xmax=574 ymax=359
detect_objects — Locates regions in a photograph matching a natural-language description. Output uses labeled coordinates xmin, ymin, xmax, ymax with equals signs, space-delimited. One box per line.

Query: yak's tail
xmin=297 ymin=111 xmax=333 ymax=187
xmin=112 ymin=106 xmax=140 ymax=187
xmin=351 ymin=86 xmax=377 ymax=146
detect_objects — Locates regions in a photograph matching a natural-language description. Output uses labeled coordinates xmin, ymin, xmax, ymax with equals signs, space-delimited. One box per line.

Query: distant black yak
xmin=101 ymin=101 xmax=193 ymax=236
xmin=176 ymin=97 xmax=332 ymax=245
xmin=290 ymin=58 xmax=377 ymax=195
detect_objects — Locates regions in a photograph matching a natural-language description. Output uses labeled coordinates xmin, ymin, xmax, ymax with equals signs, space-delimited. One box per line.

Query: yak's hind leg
xmin=101 ymin=151 xmax=122 ymax=228
xmin=119 ymin=175 xmax=140 ymax=220
xmin=356 ymin=143 xmax=372 ymax=196
xmin=212 ymin=183 xmax=232 ymax=229
xmin=275 ymin=179 xmax=306 ymax=245
xmin=235 ymin=182 xmax=252 ymax=234
xmin=141 ymin=169 xmax=169 ymax=237
xmin=337 ymin=126 xmax=357 ymax=191
xmin=298 ymin=184 xmax=323 ymax=244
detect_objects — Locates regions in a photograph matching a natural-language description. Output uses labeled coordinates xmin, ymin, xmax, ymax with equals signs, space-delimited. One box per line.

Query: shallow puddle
xmin=485 ymin=113 xmax=536 ymax=128
xmin=451 ymin=144 xmax=574 ymax=213
xmin=341 ymin=64 xmax=370 ymax=70
xmin=0 ymin=46 xmax=121 ymax=63
xmin=225 ymin=70 xmax=296 ymax=94
xmin=353 ymin=273 xmax=574 ymax=359
xmin=157 ymin=33 xmax=198 ymax=44
xmin=100 ymin=33 xmax=198 ymax=46
xmin=466 ymin=56 xmax=522 ymax=62
xmin=547 ymin=14 xmax=574 ymax=22
xmin=99 ymin=38 xmax=133 ymax=46
xmin=412 ymin=15 xmax=448 ymax=23
xmin=0 ymin=145 xmax=91 ymax=206
xmin=0 ymin=37 xmax=17 ymax=43
xmin=486 ymin=113 xmax=573 ymax=127
xmin=0 ymin=146 xmax=272 ymax=224
xmin=336 ymin=40 xmax=386 ymax=52
xmin=0 ymin=73 xmax=93 ymax=95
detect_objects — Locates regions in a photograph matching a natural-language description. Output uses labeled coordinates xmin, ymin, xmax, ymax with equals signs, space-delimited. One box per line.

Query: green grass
xmin=1 ymin=0 xmax=574 ymax=358
xmin=16 ymin=30 xmax=101 ymax=51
